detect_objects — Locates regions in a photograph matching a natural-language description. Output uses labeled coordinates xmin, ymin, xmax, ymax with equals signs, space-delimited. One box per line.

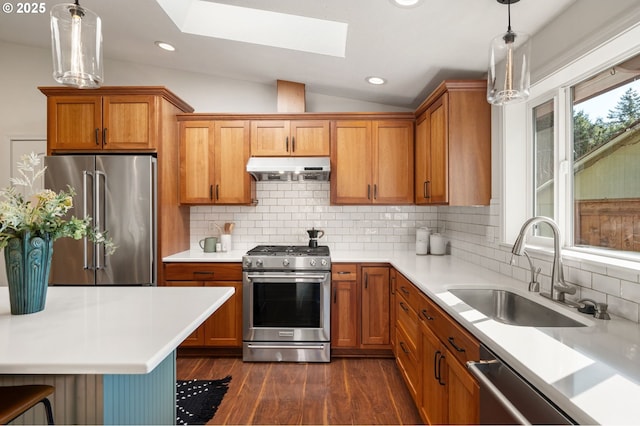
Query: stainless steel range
xmin=242 ymin=245 xmax=331 ymax=362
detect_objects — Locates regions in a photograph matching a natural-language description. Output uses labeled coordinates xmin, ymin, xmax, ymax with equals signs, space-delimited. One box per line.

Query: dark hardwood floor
xmin=177 ymin=356 xmax=423 ymax=425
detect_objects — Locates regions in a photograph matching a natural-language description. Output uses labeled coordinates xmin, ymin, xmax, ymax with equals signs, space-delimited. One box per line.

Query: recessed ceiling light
xmin=366 ymin=76 xmax=387 ymax=85
xmin=155 ymin=41 xmax=176 ymax=51
xmin=390 ymin=0 xmax=423 ymax=8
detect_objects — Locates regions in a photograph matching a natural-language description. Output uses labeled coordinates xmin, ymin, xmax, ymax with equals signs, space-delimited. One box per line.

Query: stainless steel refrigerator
xmin=44 ymin=155 xmax=157 ymax=286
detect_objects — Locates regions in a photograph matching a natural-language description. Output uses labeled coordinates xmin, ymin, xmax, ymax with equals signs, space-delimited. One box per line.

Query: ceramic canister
xmin=416 ymin=227 xmax=430 ymax=255
xmin=430 ymin=233 xmax=446 ymax=255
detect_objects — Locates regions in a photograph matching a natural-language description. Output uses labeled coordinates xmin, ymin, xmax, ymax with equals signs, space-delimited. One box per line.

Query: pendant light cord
xmin=507 ymin=1 xmax=512 ymax=32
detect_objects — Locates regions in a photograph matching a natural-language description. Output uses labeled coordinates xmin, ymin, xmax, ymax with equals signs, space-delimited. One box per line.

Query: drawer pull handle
xmin=400 ymin=286 xmax=410 ymax=296
xmin=448 ymin=337 xmax=465 ymax=353
xmin=399 ymin=341 xmax=410 ymax=355
xmin=337 ymin=271 xmax=351 ymax=275
xmin=421 ymin=309 xmax=434 ymax=321
xmin=194 ymin=271 xmax=214 ymax=275
xmin=399 ymin=301 xmax=409 ymax=312
xmin=436 ymin=351 xmax=446 ymax=386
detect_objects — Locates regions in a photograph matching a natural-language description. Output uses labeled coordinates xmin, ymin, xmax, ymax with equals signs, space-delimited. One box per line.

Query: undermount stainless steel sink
xmin=449 ymin=288 xmax=587 ymax=327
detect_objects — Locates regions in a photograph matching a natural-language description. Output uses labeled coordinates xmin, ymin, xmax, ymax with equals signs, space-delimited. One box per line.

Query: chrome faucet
xmin=511 ymin=216 xmax=576 ymax=303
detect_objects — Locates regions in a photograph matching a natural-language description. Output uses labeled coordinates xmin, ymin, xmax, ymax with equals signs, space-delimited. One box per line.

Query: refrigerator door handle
xmin=95 ymin=170 xmax=107 ymax=270
xmin=82 ymin=171 xmax=93 ymax=270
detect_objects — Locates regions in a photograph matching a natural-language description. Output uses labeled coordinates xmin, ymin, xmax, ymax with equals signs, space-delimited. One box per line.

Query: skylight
xmin=154 ymin=0 xmax=348 ymax=57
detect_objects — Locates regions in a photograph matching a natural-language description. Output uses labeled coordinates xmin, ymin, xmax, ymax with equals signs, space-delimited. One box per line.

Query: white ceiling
xmin=0 ymin=0 xmax=576 ymax=108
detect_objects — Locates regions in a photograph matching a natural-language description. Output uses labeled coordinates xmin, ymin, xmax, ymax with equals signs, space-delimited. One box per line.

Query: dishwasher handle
xmin=467 ymin=360 xmax=532 ymax=425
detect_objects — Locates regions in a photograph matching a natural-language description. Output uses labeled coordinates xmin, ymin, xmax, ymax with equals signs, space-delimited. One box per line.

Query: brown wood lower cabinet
xmin=392 ymin=268 xmax=480 ymax=425
xmin=331 ymin=263 xmax=391 ymax=354
xmin=163 ymin=262 xmax=242 ymax=348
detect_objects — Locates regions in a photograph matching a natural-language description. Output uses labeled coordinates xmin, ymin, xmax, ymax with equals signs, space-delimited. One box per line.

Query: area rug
xmin=176 ymin=376 xmax=232 ymax=425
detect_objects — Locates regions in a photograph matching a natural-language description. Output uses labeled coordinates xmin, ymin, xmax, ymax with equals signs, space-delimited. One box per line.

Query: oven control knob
xmin=309 ymin=259 xmax=317 ymax=267
xmin=321 ymin=259 xmax=328 ymax=266
xmin=283 ymin=258 xmax=290 ymax=267
xmin=244 ymin=258 xmax=252 ymax=267
xmin=256 ymin=259 xmax=263 ymax=267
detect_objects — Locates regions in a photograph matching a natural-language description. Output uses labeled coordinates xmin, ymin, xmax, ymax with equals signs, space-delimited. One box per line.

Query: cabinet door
xmin=331 ymin=121 xmax=372 ymax=204
xmin=446 ymin=354 xmax=480 ymax=425
xmin=47 ymin=96 xmax=102 ymax=151
xmin=169 ymin=281 xmax=206 ymax=346
xmin=420 ymin=325 xmax=448 ymax=425
xmin=331 ymin=280 xmax=358 ymax=348
xmin=427 ymin=94 xmax=449 ymax=204
xmin=102 ymin=95 xmax=157 ymax=150
xmin=203 ymin=281 xmax=243 ymax=347
xmin=214 ymin=120 xmax=253 ymax=204
xmin=250 ymin=120 xmax=290 ymax=156
xmin=290 ymin=120 xmax=330 ymax=156
xmin=361 ymin=266 xmax=390 ymax=346
xmin=372 ymin=121 xmax=414 ymax=204
xmin=415 ymin=113 xmax=430 ymax=204
xmin=180 ymin=121 xmax=215 ymax=204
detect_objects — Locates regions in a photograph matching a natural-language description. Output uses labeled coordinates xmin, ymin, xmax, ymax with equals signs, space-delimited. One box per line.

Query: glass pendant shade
xmin=487 ymin=29 xmax=531 ymax=105
xmin=50 ymin=2 xmax=103 ymax=88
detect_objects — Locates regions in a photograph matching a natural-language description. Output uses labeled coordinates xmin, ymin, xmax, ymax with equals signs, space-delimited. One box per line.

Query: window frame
xmin=502 ymin=21 xmax=640 ymax=265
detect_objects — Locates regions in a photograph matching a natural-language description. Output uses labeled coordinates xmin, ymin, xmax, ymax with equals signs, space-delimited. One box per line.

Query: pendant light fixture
xmin=50 ymin=0 xmax=103 ymax=88
xmin=487 ymin=0 xmax=531 ymax=105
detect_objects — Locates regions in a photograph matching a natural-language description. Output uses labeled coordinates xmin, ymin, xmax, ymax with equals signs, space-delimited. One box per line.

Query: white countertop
xmin=0 ymin=286 xmax=234 ymax=375
xmin=164 ymin=248 xmax=640 ymax=424
xmin=163 ymin=249 xmax=245 ymax=262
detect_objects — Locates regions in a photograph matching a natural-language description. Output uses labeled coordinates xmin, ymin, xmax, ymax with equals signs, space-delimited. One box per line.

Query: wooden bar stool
xmin=0 ymin=385 xmax=55 ymax=425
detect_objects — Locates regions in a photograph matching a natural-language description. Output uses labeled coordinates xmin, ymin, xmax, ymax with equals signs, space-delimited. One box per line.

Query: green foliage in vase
xmin=0 ymin=153 xmax=116 ymax=254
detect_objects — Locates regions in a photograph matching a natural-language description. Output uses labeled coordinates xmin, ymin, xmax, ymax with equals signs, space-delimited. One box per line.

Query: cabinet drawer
xmin=396 ymin=297 xmax=419 ymax=354
xmin=444 ymin=317 xmax=480 ymax=365
xmin=396 ymin=272 xmax=419 ymax=311
xmin=416 ymin=291 xmax=449 ymax=340
xmin=396 ymin=324 xmax=420 ymax=403
xmin=332 ymin=264 xmax=357 ymax=281
xmin=164 ymin=262 xmax=242 ymax=281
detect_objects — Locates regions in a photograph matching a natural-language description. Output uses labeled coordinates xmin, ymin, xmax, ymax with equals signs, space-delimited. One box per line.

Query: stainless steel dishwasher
xmin=467 ymin=345 xmax=575 ymax=425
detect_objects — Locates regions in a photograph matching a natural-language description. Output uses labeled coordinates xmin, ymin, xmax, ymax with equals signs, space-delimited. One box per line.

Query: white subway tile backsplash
xmin=592 ymin=274 xmax=621 ymax=296
xmin=188 ymin=185 xmax=640 ymax=323
xmin=191 ymin=182 xmax=436 ymax=253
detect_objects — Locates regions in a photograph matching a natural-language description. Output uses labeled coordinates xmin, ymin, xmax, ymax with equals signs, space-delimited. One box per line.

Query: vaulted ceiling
xmin=0 ymin=0 xmax=576 ymax=108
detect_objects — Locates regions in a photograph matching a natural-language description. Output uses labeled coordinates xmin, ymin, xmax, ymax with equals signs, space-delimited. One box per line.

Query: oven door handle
xmin=246 ymin=344 xmax=327 ymax=350
xmin=246 ymin=273 xmax=328 ymax=281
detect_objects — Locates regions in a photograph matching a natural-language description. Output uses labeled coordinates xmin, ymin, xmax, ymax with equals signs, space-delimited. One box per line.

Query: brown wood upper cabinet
xmin=179 ymin=120 xmax=255 ymax=205
xmin=40 ymin=86 xmax=194 ymax=153
xmin=414 ymin=80 xmax=491 ymax=206
xmin=331 ymin=120 xmax=414 ymax=205
xmin=250 ymin=120 xmax=330 ymax=156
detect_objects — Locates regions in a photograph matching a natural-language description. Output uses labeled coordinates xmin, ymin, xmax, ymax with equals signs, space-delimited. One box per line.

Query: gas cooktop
xmin=246 ymin=245 xmax=330 ymax=257
xmin=243 ymin=245 xmax=331 ymax=271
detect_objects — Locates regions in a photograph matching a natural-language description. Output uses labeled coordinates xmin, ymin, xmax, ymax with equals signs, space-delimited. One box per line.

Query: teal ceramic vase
xmin=4 ymin=232 xmax=53 ymax=315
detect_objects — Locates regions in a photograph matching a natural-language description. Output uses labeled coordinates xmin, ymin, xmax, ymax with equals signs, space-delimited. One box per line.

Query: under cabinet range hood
xmin=246 ymin=157 xmax=330 ymax=181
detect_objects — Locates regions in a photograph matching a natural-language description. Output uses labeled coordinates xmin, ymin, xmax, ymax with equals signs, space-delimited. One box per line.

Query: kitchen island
xmin=0 ymin=286 xmax=234 ymax=425
xmin=165 ymin=248 xmax=640 ymax=424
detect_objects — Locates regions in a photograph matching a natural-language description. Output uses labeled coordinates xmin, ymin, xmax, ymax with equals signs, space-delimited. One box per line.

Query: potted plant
xmin=0 ymin=153 xmax=115 ymax=314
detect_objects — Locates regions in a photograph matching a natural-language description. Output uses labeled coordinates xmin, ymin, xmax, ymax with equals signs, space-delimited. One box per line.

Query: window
xmin=530 ymin=52 xmax=640 ymax=255
xmin=533 ymin=100 xmax=555 ymax=238
xmin=572 ymin=57 xmax=640 ymax=253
